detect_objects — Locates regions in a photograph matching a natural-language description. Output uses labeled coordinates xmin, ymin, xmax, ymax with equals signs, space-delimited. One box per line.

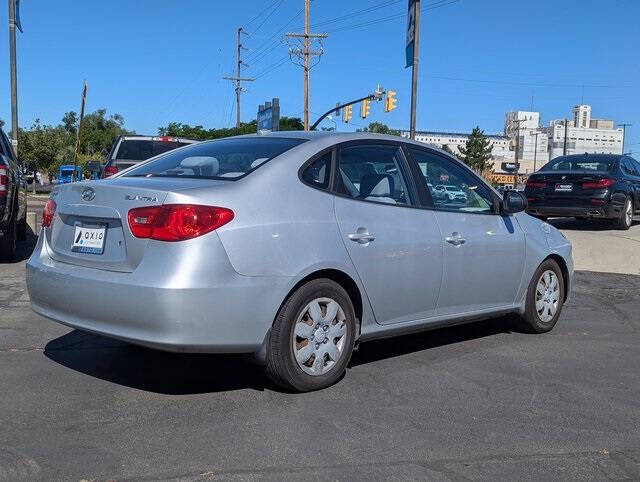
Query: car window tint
xmin=408 ymin=147 xmax=494 ymax=213
xmin=622 ymin=158 xmax=639 ymax=176
xmin=631 ymin=158 xmax=640 ymax=176
xmin=301 ymin=152 xmax=331 ymax=189
xmin=336 ymin=144 xmax=411 ymax=205
xmin=125 ymin=137 xmax=306 ymax=180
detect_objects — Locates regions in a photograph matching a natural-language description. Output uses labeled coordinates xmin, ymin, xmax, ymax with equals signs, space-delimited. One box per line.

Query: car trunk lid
xmin=527 ymin=171 xmax=613 ymax=206
xmin=45 ymin=178 xmax=222 ymax=272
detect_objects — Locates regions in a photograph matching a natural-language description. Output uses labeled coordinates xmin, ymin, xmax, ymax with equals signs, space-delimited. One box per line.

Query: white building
xmin=545 ymin=105 xmax=623 ymax=159
xmin=503 ymin=111 xmax=549 ymax=174
xmin=400 ymin=130 xmax=514 ymax=168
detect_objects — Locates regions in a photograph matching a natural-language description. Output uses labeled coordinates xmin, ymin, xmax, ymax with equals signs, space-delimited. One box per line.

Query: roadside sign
xmin=405 ymin=0 xmax=416 ymax=68
xmin=257 ymin=98 xmax=280 ymax=131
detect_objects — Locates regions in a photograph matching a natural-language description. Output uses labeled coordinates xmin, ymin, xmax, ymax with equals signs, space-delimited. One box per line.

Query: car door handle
xmin=445 ymin=232 xmax=466 ymax=246
xmin=348 ymin=231 xmax=376 ymax=244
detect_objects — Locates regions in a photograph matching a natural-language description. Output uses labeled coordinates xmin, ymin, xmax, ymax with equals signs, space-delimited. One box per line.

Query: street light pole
xmin=617 ymin=123 xmax=632 ymax=155
xmin=530 ymin=131 xmax=540 ymax=172
xmin=409 ymin=0 xmax=421 ymax=140
xmin=7 ymin=0 xmax=18 ymax=156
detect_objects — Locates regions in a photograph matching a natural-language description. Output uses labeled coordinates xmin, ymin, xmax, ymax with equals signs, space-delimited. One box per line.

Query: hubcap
xmin=535 ymin=270 xmax=560 ymax=323
xmin=292 ymin=297 xmax=347 ymax=376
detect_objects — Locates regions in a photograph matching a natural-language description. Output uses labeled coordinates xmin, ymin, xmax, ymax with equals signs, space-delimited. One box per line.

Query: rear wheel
xmin=0 ymin=210 xmax=17 ymax=261
xmin=265 ymin=279 xmax=356 ymax=392
xmin=519 ymin=258 xmax=565 ymax=333
xmin=614 ymin=197 xmax=633 ymax=230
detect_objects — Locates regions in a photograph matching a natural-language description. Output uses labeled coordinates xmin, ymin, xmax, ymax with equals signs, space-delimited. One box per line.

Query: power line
xmin=252 ymin=0 xmax=286 ymax=36
xmin=246 ymin=0 xmax=282 ymax=26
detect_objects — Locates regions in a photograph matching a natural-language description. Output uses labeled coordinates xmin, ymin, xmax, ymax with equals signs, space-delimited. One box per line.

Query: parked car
xmin=525 ymin=154 xmax=640 ymax=230
xmin=0 ymin=128 xmax=27 ymax=260
xmin=55 ymin=165 xmax=82 ymax=184
xmin=27 ymin=132 xmax=573 ymax=392
xmin=101 ymin=135 xmax=198 ymax=178
xmin=26 ymin=170 xmax=43 ymax=185
xmin=434 ymin=184 xmax=467 ymax=202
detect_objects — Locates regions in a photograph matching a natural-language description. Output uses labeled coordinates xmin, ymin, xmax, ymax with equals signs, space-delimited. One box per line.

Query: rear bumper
xmin=527 ymin=203 xmax=618 ymax=219
xmin=26 ymin=232 xmax=292 ymax=353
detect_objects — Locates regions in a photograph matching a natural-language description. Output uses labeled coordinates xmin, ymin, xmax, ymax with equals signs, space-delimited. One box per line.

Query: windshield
xmin=541 ymin=157 xmax=615 ymax=172
xmin=124 ymin=137 xmax=306 ymax=180
xmin=116 ymin=139 xmax=193 ymax=161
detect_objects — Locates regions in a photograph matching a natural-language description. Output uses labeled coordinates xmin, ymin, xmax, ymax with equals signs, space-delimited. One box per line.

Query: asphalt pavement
xmin=1 ymin=234 xmax=639 ymax=480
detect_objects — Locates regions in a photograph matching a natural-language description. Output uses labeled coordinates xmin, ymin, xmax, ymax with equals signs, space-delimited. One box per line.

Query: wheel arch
xmin=544 ymin=253 xmax=570 ymax=302
xmin=278 ymin=268 xmax=364 ymax=335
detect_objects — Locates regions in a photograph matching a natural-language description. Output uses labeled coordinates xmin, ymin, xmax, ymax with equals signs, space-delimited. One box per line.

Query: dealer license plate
xmin=71 ymin=224 xmax=106 ymax=255
xmin=555 ymin=183 xmax=573 ymax=192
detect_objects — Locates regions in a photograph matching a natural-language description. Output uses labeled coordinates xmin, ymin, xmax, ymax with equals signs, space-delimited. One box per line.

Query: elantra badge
xmin=125 ymin=194 xmax=158 ymax=202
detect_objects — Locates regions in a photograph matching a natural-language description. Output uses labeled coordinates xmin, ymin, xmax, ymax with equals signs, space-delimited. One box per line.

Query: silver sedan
xmin=27 ymin=132 xmax=573 ymax=392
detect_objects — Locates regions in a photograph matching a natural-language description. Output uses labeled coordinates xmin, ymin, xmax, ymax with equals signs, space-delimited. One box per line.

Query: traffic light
xmin=360 ymin=99 xmax=370 ymax=119
xmin=343 ymin=105 xmax=352 ymax=123
xmin=385 ymin=90 xmax=397 ymax=112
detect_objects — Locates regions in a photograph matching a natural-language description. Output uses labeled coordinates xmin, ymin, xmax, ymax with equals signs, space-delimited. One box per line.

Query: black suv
xmin=0 ymin=128 xmax=27 ymax=260
xmin=525 ymin=154 xmax=640 ymax=230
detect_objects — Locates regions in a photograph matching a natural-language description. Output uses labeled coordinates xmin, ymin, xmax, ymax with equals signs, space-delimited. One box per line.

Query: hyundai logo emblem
xmin=81 ymin=188 xmax=96 ymax=202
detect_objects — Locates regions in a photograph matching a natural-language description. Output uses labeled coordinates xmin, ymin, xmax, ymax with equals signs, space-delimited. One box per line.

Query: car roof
xmin=119 ymin=135 xmax=198 ymax=144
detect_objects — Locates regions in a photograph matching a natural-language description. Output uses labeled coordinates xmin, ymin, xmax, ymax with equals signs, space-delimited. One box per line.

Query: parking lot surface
xmin=1 ymin=234 xmax=639 ymax=481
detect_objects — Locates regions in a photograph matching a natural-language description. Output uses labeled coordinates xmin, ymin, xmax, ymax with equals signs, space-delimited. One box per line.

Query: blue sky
xmin=0 ymin=0 xmax=638 ymax=150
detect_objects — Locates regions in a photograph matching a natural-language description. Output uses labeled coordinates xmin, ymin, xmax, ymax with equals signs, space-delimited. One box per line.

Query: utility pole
xmin=409 ymin=0 xmax=421 ymax=140
xmin=530 ymin=131 xmax=540 ymax=172
xmin=510 ymin=118 xmax=526 ymax=186
xmin=7 ymin=0 xmax=19 ymax=156
xmin=224 ymin=27 xmax=254 ymax=129
xmin=617 ymin=123 xmax=632 ymax=154
xmin=71 ymin=81 xmax=88 ymax=182
xmin=286 ymin=0 xmax=328 ymax=130
xmin=563 ymin=118 xmax=569 ymax=156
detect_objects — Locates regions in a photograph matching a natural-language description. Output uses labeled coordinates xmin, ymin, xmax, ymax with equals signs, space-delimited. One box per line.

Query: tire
xmin=519 ymin=258 xmax=565 ymax=334
xmin=614 ymin=196 xmax=633 ymax=231
xmin=16 ymin=208 xmax=27 ymax=242
xmin=265 ymin=278 xmax=356 ymax=392
xmin=0 ymin=211 xmax=17 ymax=261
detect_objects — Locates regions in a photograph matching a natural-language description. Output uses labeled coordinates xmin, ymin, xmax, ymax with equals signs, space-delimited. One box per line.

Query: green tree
xmin=157 ymin=116 xmax=303 ymax=140
xmin=457 ymin=126 xmax=494 ymax=172
xmin=357 ymin=122 xmax=400 ymax=136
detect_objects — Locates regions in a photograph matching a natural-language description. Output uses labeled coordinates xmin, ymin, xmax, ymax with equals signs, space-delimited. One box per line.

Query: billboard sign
xmin=257 ymin=98 xmax=280 ymax=131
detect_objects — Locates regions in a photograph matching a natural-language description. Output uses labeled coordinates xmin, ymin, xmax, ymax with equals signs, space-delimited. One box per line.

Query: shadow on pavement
xmin=548 ymin=217 xmax=638 ymax=232
xmin=0 ymin=230 xmax=37 ymax=264
xmin=44 ymin=316 xmax=514 ymax=395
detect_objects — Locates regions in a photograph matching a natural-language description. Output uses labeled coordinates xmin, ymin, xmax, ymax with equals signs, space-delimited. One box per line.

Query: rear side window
xmin=301 ymin=152 xmax=331 ymax=189
xmin=336 ymin=144 xmax=412 ymax=205
xmin=621 ymin=158 xmax=639 ymax=176
xmin=125 ymin=137 xmax=306 ymax=180
xmin=115 ymin=140 xmax=192 ymax=161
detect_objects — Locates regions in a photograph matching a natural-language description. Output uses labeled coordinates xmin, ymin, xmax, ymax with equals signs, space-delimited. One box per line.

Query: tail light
xmin=102 ymin=165 xmax=119 ymax=178
xmin=42 ymin=199 xmax=57 ymax=227
xmin=526 ymin=178 xmax=546 ymax=189
xmin=0 ymin=165 xmax=7 ymax=197
xmin=582 ymin=178 xmax=614 ymax=189
xmin=128 ymin=204 xmax=234 ymax=241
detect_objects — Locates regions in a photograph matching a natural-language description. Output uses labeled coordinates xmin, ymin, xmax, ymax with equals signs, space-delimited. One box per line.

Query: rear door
xmin=333 ymin=141 xmax=443 ymax=325
xmin=406 ymin=146 xmax=525 ymax=315
xmin=621 ymin=158 xmax=640 ymax=212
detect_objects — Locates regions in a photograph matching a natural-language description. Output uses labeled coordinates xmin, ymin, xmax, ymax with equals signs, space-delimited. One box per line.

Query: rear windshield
xmin=124 ymin=137 xmax=306 ymax=180
xmin=115 ymin=139 xmax=193 ymax=161
xmin=541 ymin=157 xmax=615 ymax=172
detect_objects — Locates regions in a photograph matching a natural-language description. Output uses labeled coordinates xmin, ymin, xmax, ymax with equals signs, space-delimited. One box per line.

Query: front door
xmin=333 ymin=142 xmax=443 ymax=325
xmin=407 ymin=146 xmax=526 ymax=315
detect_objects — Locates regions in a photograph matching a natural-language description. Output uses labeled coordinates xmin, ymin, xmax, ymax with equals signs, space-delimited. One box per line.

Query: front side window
xmin=408 ymin=147 xmax=495 ymax=213
xmin=124 ymin=137 xmax=306 ymax=180
xmin=336 ymin=144 xmax=411 ymax=205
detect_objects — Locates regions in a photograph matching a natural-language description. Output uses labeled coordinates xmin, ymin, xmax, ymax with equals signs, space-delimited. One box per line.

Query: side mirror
xmin=501 ymin=190 xmax=527 ymax=215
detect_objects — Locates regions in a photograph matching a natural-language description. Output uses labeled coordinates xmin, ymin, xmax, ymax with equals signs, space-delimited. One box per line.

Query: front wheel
xmin=520 ymin=258 xmax=565 ymax=333
xmin=265 ymin=279 xmax=356 ymax=392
